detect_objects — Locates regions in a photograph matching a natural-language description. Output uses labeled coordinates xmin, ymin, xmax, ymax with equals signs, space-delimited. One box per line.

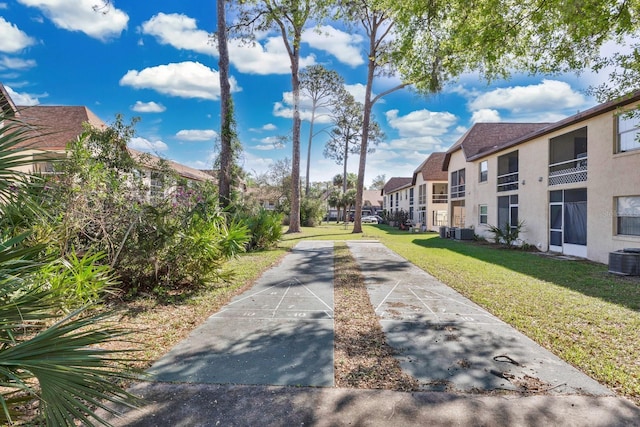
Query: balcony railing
xmin=549 ymin=156 xmax=587 ymax=186
xmin=432 ymin=194 xmax=448 ymax=204
xmin=497 ymin=171 xmax=519 ymax=192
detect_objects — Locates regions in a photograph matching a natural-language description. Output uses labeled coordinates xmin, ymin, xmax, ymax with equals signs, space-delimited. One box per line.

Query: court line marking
xmin=374 ymin=280 xmax=402 ymax=312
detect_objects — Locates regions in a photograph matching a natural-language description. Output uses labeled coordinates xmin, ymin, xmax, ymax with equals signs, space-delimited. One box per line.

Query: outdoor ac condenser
xmin=608 ymin=249 xmax=640 ymax=276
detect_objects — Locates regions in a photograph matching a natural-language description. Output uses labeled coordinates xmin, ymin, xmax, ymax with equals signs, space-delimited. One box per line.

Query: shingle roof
xmin=129 ymin=149 xmax=213 ymax=182
xmin=382 ymin=177 xmax=412 ymax=195
xmin=362 ymin=189 xmax=383 ymax=207
xmin=14 ymin=105 xmax=106 ymax=150
xmin=443 ymin=122 xmax=549 ymax=170
xmin=412 ymin=152 xmax=447 ymax=184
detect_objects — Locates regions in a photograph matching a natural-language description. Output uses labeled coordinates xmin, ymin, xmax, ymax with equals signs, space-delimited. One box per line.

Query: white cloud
xmin=229 ymin=36 xmax=316 ymax=75
xmin=119 ymin=61 xmax=241 ymax=100
xmin=128 ymin=136 xmax=168 ymax=153
xmin=0 ymin=3 xmax=8 ymax=9
xmin=302 ymin=25 xmax=364 ymax=67
xmin=262 ymin=123 xmax=276 ymax=131
xmin=175 ymin=129 xmax=218 ymax=141
xmin=131 ymin=101 xmax=166 ymax=113
xmin=272 ymin=91 xmax=335 ymax=123
xmin=253 ymin=136 xmax=286 ymax=150
xmin=0 ymin=17 xmax=36 ymax=52
xmin=0 ymin=56 xmax=36 ymax=70
xmin=344 ymin=83 xmax=370 ymax=104
xmin=18 ymin=0 xmax=128 ymax=41
xmin=468 ymin=80 xmax=587 ymax=114
xmin=384 ymin=108 xmax=458 ymax=152
xmin=5 ymin=85 xmax=42 ymax=105
xmin=470 ymin=109 xmax=501 ymax=123
xmin=141 ymin=13 xmax=216 ymax=55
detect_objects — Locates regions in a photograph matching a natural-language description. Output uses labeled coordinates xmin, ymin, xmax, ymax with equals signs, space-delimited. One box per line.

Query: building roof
xmin=129 ymin=149 xmax=213 ymax=182
xmin=14 ymin=105 xmax=106 ymax=150
xmin=362 ymin=189 xmax=383 ymax=208
xmin=443 ymin=90 xmax=640 ymax=169
xmin=412 ymin=152 xmax=447 ymax=184
xmin=443 ymin=122 xmax=549 ymax=170
xmin=0 ymin=82 xmax=212 ymax=182
xmin=381 ymin=177 xmax=412 ymax=195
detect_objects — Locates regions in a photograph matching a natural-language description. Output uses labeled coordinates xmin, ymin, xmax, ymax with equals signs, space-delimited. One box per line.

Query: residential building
xmin=1 ymin=83 xmax=213 ymax=196
xmin=442 ymin=93 xmax=640 ymax=264
xmin=381 ymin=177 xmax=413 ymax=219
xmin=412 ymin=152 xmax=448 ymax=231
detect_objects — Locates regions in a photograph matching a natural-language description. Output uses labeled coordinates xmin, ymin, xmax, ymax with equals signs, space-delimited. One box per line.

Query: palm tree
xmin=0 ymin=113 xmax=140 ymax=426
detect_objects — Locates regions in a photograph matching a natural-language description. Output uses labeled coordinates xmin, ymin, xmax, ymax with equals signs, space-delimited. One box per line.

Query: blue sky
xmin=0 ymin=0 xmax=611 ymax=187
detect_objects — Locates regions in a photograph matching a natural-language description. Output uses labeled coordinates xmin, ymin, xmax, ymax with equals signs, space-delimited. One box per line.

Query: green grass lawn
xmin=282 ymin=223 xmax=640 ymax=403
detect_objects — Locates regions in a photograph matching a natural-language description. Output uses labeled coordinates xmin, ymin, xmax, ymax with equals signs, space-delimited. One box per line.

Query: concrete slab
xmin=99 ymin=382 xmax=640 ymax=427
xmin=347 ymin=240 xmax=613 ymax=396
xmin=147 ymin=240 xmax=335 ymax=386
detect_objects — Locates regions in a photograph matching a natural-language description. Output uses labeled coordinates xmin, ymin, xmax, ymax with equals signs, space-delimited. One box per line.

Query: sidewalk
xmin=100 ymin=240 xmax=640 ymax=426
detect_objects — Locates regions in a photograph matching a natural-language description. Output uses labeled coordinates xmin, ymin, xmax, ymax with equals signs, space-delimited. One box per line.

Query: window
xmin=479 ymin=161 xmax=488 ymax=183
xmin=418 ymin=184 xmax=427 ymax=205
xmin=617 ymin=196 xmax=640 ymax=236
xmin=409 ymin=188 xmax=414 ymax=205
xmin=479 ymin=204 xmax=488 ymax=224
xmin=497 ymin=151 xmax=518 ymax=192
xmin=498 ymin=194 xmax=518 ymax=232
xmin=450 ymin=169 xmax=465 ymax=199
xmin=618 ymin=113 xmax=640 ymax=153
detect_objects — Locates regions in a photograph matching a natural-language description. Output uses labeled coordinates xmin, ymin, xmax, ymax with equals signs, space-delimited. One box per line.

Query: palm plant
xmin=0 ymin=113 xmax=141 ymax=425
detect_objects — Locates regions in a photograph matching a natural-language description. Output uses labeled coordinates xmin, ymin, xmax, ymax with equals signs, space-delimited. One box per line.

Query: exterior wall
xmin=462 ymin=104 xmax=640 ymax=265
xmin=388 ymin=186 xmax=412 ymax=217
xmin=446 ymin=150 xmax=468 ymax=227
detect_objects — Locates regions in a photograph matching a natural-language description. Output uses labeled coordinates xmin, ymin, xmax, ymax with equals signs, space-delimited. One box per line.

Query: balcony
xmin=432 ymin=193 xmax=448 ymax=204
xmin=497 ymin=171 xmax=519 ymax=192
xmin=549 ymin=156 xmax=587 ymax=186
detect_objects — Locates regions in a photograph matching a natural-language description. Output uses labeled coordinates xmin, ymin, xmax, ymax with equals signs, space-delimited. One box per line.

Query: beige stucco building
xmin=443 ymin=93 xmax=640 ymax=264
xmin=412 ymin=152 xmax=448 ymax=231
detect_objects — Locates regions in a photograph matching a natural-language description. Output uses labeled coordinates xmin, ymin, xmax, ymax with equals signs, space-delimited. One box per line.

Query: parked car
xmin=362 ymin=215 xmax=379 ymax=224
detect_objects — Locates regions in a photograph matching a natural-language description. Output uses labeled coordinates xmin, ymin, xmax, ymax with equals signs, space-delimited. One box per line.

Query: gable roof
xmin=362 ymin=189 xmax=383 ymax=207
xmin=381 ymin=177 xmax=412 ymax=195
xmin=0 ymin=84 xmax=212 ymax=182
xmin=443 ymin=122 xmax=549 ymax=170
xmin=15 ymin=105 xmax=106 ymax=150
xmin=412 ymin=152 xmax=447 ymax=184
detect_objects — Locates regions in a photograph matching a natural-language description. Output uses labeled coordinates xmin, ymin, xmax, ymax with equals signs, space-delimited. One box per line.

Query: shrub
xmin=486 ymin=221 xmax=525 ymax=248
xmin=301 ymin=196 xmax=325 ymax=227
xmin=236 ymin=208 xmax=284 ymax=251
xmin=35 ymin=250 xmax=119 ymax=311
xmin=0 ymin=113 xmax=139 ymax=425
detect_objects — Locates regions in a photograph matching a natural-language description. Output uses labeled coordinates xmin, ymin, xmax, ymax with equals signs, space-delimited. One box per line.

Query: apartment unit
xmin=412 ymin=152 xmax=448 ymax=231
xmin=381 ymin=176 xmax=413 ymax=219
xmin=442 ymin=93 xmax=640 ymax=264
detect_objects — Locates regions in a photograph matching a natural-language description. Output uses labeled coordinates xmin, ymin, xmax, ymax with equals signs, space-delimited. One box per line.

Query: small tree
xmin=324 ymin=91 xmax=384 ymax=195
xmin=300 ymin=64 xmax=345 ymax=196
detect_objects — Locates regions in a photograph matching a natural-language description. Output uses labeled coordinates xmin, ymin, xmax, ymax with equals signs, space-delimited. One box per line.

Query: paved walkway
xmin=100 ymin=240 xmax=640 ymax=426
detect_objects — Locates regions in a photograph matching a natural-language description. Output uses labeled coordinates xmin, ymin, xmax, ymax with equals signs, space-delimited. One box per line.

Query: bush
xmin=236 ymin=208 xmax=284 ymax=251
xmin=301 ymin=196 xmax=325 ymax=227
xmin=486 ymin=221 xmax=525 ymax=248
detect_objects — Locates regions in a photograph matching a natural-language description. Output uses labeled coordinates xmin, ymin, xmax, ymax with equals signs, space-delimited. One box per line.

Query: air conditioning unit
xmin=608 ymin=248 xmax=640 ymax=276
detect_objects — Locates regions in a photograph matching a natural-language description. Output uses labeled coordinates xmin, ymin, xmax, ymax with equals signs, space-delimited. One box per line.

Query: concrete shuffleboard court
xmin=347 ymin=241 xmax=613 ymax=396
xmin=147 ymin=241 xmax=335 ymax=386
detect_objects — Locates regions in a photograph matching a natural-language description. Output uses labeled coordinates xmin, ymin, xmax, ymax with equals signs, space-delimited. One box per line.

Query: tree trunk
xmin=217 ymin=0 xmax=232 ymax=209
xmin=305 ymin=103 xmax=316 ymax=196
xmin=287 ymin=30 xmax=302 ymax=233
xmin=353 ymin=26 xmax=377 ymax=234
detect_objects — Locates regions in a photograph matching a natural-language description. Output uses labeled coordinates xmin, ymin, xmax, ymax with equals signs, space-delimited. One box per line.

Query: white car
xmin=362 ymin=215 xmax=379 ymax=224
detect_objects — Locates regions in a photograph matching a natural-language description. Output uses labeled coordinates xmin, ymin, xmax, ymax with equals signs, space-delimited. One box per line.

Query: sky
xmin=0 ymin=0 xmax=614 ymax=188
